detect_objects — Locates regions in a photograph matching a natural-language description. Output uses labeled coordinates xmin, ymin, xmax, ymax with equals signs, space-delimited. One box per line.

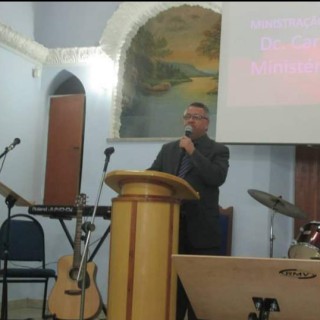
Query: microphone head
xmin=14 ymin=138 xmax=21 ymax=145
xmin=104 ymin=147 xmax=115 ymax=156
xmin=184 ymin=125 xmax=193 ymax=137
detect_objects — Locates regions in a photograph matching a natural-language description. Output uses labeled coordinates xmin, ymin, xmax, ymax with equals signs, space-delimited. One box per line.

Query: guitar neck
xmin=73 ymin=211 xmax=82 ymax=268
xmin=73 ymin=194 xmax=86 ymax=269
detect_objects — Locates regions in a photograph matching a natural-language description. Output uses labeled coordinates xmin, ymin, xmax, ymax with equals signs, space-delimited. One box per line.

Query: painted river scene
xmin=119 ymin=5 xmax=221 ymax=138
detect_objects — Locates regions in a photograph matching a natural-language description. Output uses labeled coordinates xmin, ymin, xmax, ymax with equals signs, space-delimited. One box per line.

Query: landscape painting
xmin=119 ymin=5 xmax=221 ymax=139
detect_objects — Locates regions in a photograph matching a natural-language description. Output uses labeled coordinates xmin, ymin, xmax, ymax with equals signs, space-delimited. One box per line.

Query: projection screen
xmin=216 ymin=2 xmax=320 ymax=144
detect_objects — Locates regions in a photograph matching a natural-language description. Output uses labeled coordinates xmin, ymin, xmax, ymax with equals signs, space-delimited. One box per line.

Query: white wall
xmin=0 ymin=1 xmax=297 ymax=304
xmin=0 ymin=46 xmax=48 ymax=301
xmin=0 ymin=2 xmax=34 ymax=39
xmin=219 ymin=145 xmax=295 ymax=258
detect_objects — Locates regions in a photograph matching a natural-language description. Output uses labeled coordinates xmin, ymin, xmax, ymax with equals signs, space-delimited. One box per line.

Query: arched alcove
xmin=48 ymin=70 xmax=85 ymax=96
xmin=55 ymin=75 xmax=85 ymax=95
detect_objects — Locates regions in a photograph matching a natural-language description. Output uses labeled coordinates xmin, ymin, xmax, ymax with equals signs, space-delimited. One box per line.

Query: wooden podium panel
xmin=105 ymin=170 xmax=199 ymax=320
xmin=172 ymin=255 xmax=320 ymax=320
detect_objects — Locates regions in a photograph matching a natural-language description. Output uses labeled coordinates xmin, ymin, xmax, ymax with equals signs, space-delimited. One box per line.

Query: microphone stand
xmin=1 ymin=194 xmax=17 ymax=320
xmin=77 ymin=147 xmax=114 ymax=320
xmin=0 ymin=150 xmax=8 ymax=174
xmin=0 ymin=147 xmax=9 ymax=160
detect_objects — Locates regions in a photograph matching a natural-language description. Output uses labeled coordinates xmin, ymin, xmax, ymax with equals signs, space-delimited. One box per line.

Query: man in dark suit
xmin=148 ymin=101 xmax=230 ymax=320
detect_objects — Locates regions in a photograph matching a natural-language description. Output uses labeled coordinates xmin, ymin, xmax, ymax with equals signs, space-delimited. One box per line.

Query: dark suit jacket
xmin=149 ymin=134 xmax=230 ymax=248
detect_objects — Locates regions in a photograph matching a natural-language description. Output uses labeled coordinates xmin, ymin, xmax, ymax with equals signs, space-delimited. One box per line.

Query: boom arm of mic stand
xmin=0 ymin=148 xmax=9 ymax=160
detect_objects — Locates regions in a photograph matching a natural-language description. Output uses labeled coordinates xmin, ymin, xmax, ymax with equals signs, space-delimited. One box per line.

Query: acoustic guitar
xmin=48 ymin=193 xmax=102 ymax=320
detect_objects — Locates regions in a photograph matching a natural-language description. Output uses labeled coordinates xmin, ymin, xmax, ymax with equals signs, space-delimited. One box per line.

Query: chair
xmin=0 ymin=213 xmax=56 ymax=319
xmin=219 ymin=206 xmax=234 ymax=256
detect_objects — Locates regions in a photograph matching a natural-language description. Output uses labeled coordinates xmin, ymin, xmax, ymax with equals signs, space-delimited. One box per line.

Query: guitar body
xmin=48 ymin=255 xmax=102 ymax=320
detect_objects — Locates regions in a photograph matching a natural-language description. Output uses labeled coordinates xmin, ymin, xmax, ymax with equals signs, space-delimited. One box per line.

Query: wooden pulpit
xmin=104 ymin=170 xmax=199 ymax=320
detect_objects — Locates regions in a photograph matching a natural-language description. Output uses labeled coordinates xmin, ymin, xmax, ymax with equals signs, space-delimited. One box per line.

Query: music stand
xmin=0 ymin=181 xmax=32 ymax=320
xmin=172 ymin=254 xmax=320 ymax=320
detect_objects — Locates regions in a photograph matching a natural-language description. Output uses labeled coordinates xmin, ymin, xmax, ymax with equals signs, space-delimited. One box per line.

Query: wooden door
xmin=294 ymin=145 xmax=320 ymax=236
xmin=44 ymin=94 xmax=85 ymax=205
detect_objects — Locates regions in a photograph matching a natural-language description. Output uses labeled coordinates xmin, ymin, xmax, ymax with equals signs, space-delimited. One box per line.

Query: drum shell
xmin=288 ymin=222 xmax=320 ymax=259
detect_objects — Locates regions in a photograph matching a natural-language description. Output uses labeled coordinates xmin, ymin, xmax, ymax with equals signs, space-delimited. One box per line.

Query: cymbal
xmin=247 ymin=189 xmax=307 ymax=219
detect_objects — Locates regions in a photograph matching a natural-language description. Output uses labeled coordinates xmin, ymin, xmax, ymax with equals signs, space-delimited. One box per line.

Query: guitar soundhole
xmin=69 ymin=267 xmax=79 ymax=281
xmin=69 ymin=267 xmax=91 ymax=289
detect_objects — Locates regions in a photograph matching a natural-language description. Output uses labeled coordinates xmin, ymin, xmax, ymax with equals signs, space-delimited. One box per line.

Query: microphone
xmin=104 ymin=147 xmax=115 ymax=156
xmin=103 ymin=147 xmax=115 ymax=172
xmin=7 ymin=138 xmax=21 ymax=151
xmin=184 ymin=125 xmax=193 ymax=138
xmin=0 ymin=138 xmax=21 ymax=160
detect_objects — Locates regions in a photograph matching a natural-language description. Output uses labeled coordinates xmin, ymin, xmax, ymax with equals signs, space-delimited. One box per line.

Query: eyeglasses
xmin=183 ymin=114 xmax=208 ymax=121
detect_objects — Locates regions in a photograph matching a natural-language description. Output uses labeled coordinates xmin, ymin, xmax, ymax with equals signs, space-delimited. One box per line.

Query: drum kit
xmin=248 ymin=189 xmax=320 ymax=259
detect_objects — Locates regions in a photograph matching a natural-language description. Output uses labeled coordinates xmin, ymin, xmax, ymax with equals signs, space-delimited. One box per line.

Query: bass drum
xmin=288 ymin=222 xmax=320 ymax=259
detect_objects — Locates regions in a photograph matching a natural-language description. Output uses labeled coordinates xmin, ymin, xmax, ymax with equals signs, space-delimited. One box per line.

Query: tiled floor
xmin=5 ymin=300 xmax=187 ymax=320
xmin=3 ymin=299 xmax=106 ymax=320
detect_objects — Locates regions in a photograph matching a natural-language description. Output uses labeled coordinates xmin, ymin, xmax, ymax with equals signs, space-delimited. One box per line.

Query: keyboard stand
xmin=50 ymin=216 xmax=110 ymax=261
xmin=28 ymin=205 xmax=111 ymax=261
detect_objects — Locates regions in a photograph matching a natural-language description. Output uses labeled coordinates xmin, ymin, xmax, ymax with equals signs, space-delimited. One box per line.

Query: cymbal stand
xmin=269 ymin=198 xmax=281 ymax=258
xmin=77 ymin=147 xmax=114 ymax=320
xmin=269 ymin=211 xmax=276 ymax=258
xmin=1 ymin=194 xmax=17 ymax=320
